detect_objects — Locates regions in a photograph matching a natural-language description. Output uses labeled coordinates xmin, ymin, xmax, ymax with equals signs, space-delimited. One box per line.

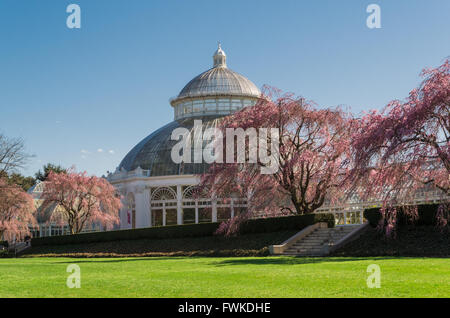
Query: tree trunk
xmin=69 ymin=223 xmax=75 ymax=235
xmin=291 ymin=196 xmax=321 ymax=215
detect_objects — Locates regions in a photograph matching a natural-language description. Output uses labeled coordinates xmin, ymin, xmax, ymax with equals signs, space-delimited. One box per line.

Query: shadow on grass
xmin=52 ymin=255 xmax=403 ymax=266
xmin=209 ymin=256 xmax=402 ymax=267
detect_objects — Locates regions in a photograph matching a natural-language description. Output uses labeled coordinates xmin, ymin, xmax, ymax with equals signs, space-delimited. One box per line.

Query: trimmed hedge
xmin=31 ymin=213 xmax=334 ymax=247
xmin=0 ymin=241 xmax=8 ymax=258
xmin=32 ymin=222 xmax=219 ymax=247
xmin=331 ymin=225 xmax=450 ymax=257
xmin=239 ymin=213 xmax=334 ymax=234
xmin=364 ymin=204 xmax=442 ymax=227
xmin=24 ymin=231 xmax=297 ymax=258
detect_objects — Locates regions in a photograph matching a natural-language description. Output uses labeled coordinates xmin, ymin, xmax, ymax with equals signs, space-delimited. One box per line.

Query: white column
xmin=119 ymin=194 xmax=128 ymax=230
xmin=230 ymin=199 xmax=235 ymax=218
xmin=212 ymin=198 xmax=217 ymax=222
xmin=163 ymin=203 xmax=166 ymax=226
xmin=143 ymin=189 xmax=151 ymax=227
xmin=176 ymin=185 xmax=183 ymax=225
xmin=149 ymin=208 xmax=153 ymax=227
xmin=195 ymin=200 xmax=199 ymax=224
xmin=149 ymin=196 xmax=153 ymax=228
xmin=135 ymin=191 xmax=144 ymax=229
xmin=135 ymin=186 xmax=150 ymax=228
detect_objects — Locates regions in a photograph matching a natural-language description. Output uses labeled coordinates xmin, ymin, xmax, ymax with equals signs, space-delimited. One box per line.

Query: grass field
xmin=1 ymin=256 xmax=449 ymax=297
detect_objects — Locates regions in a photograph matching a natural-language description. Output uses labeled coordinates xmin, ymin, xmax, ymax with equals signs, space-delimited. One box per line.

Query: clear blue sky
xmin=0 ymin=0 xmax=449 ymax=177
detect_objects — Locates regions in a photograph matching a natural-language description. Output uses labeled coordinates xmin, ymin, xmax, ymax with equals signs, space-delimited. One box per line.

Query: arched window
xmin=182 ymin=186 xmax=198 ymax=224
xmin=182 ymin=185 xmax=198 ymax=200
xmin=150 ymin=187 xmax=177 ymax=226
xmin=151 ymin=187 xmax=177 ymax=201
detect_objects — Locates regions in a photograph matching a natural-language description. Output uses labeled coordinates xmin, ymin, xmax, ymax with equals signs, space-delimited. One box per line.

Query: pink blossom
xmin=40 ymin=168 xmax=122 ymax=234
xmin=0 ymin=178 xmax=36 ymax=241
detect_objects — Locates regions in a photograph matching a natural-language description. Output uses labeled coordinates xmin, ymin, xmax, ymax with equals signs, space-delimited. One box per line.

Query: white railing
xmin=315 ymin=190 xmax=449 ymax=226
xmin=29 ymin=223 xmax=104 ymax=238
xmin=107 ymin=166 xmax=152 ymax=182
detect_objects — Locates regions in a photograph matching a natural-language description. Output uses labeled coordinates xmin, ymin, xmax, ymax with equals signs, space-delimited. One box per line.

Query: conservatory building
xmin=107 ymin=44 xmax=259 ymax=229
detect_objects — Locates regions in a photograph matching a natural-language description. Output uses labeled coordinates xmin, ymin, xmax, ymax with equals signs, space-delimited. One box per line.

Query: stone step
xmin=304 ymin=237 xmax=345 ymax=241
xmin=306 ymin=233 xmax=348 ymax=238
xmin=310 ymin=232 xmax=351 ymax=236
xmin=286 ymin=248 xmax=326 ymax=253
xmin=327 ymin=231 xmax=353 ymax=234
xmin=301 ymin=238 xmax=339 ymax=242
xmin=310 ymin=231 xmax=352 ymax=235
xmin=307 ymin=233 xmax=342 ymax=236
xmin=297 ymin=239 xmax=328 ymax=243
xmin=293 ymin=240 xmax=327 ymax=244
xmin=286 ymin=251 xmax=328 ymax=255
xmin=285 ymin=251 xmax=324 ymax=255
xmin=284 ymin=252 xmax=324 ymax=256
xmin=278 ymin=224 xmax=362 ymax=256
xmin=294 ymin=243 xmax=333 ymax=247
xmin=289 ymin=247 xmax=326 ymax=251
xmin=305 ymin=235 xmax=344 ymax=239
xmin=304 ymin=237 xmax=337 ymax=241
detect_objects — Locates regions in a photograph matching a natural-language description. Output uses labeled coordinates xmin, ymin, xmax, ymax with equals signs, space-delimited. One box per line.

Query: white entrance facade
xmin=108 ymin=169 xmax=247 ymax=229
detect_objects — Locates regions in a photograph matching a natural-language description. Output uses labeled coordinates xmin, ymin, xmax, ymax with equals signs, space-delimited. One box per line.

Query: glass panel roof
xmin=176 ymin=67 xmax=260 ymax=100
xmin=119 ymin=116 xmax=222 ymax=176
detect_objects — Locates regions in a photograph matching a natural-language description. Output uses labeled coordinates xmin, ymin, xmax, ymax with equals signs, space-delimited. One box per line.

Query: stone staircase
xmin=8 ymin=241 xmax=32 ymax=255
xmin=282 ymin=225 xmax=362 ymax=256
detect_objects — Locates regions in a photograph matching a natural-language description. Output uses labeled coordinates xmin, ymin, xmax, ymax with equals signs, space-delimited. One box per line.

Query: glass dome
xmin=170 ymin=44 xmax=261 ymax=120
xmin=175 ymin=67 xmax=261 ymax=100
xmin=118 ymin=116 xmax=221 ymax=176
xmin=117 ymin=44 xmax=261 ymax=176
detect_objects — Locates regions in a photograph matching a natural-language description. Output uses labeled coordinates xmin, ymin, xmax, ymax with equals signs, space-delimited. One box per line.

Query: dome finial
xmin=213 ymin=42 xmax=227 ymax=68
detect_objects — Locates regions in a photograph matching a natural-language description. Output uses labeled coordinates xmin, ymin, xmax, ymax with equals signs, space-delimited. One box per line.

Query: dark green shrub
xmin=0 ymin=241 xmax=8 ymax=258
xmin=417 ymin=204 xmax=440 ymax=226
xmin=32 ymin=222 xmax=220 ymax=247
xmin=31 ymin=213 xmax=334 ymax=247
xmin=364 ymin=208 xmax=382 ymax=227
xmin=364 ymin=204 xmax=441 ymax=227
xmin=239 ymin=213 xmax=334 ymax=234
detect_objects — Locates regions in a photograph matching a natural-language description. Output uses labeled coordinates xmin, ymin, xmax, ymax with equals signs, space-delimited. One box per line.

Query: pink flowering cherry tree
xmin=199 ymin=87 xmax=355 ymax=235
xmin=40 ymin=169 xmax=122 ymax=234
xmin=0 ymin=177 xmax=35 ymax=241
xmin=352 ymin=59 xmax=450 ymax=235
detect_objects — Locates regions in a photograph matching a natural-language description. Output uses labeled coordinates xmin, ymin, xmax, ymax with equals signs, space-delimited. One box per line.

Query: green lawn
xmin=0 ymin=256 xmax=449 ymax=297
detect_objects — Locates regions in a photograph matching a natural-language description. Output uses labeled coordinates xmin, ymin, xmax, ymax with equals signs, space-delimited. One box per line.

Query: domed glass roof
xmin=171 ymin=43 xmax=260 ymax=102
xmin=117 ymin=44 xmax=261 ymax=176
xmin=118 ymin=116 xmax=220 ymax=176
xmin=176 ymin=67 xmax=261 ymax=100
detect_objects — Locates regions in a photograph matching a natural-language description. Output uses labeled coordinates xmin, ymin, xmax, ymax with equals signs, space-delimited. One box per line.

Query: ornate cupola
xmin=169 ymin=44 xmax=261 ymax=120
xmin=213 ymin=42 xmax=227 ymax=68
